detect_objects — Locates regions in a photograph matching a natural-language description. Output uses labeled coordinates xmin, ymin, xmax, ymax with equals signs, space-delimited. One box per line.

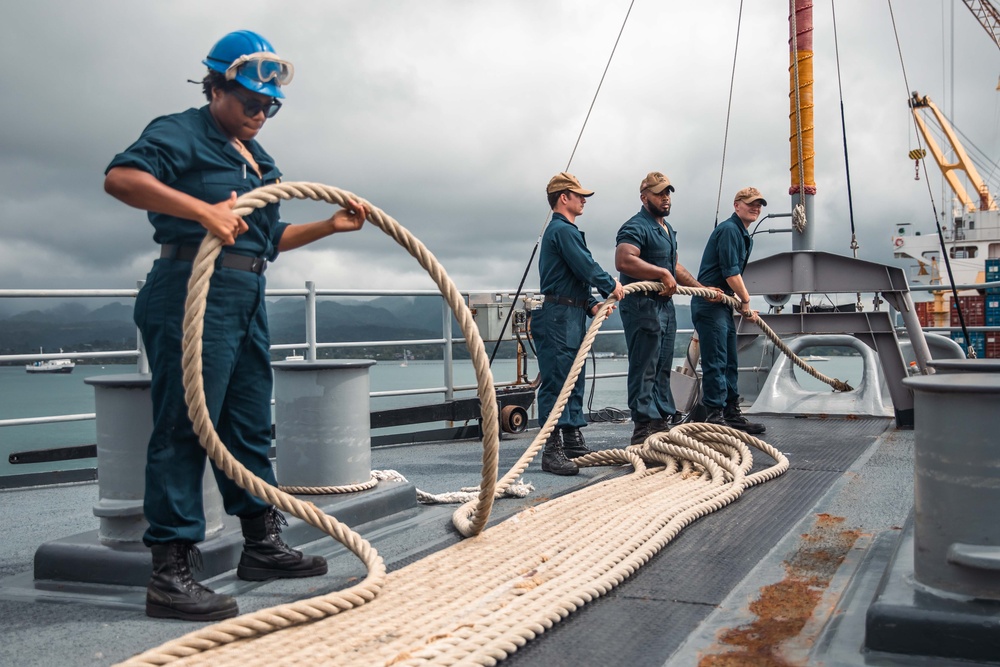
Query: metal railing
xmin=0 ymin=284 xmax=634 ymax=433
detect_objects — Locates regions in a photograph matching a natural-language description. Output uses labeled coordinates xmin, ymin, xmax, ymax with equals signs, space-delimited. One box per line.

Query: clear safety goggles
xmin=225 ymin=52 xmax=295 ymax=86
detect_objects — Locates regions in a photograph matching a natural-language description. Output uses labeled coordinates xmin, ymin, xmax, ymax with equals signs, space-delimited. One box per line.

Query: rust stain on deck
xmin=697 ymin=513 xmax=861 ymax=667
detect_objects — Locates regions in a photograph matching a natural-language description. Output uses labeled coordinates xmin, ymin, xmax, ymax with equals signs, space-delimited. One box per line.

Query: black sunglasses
xmin=229 ymin=87 xmax=282 ymax=119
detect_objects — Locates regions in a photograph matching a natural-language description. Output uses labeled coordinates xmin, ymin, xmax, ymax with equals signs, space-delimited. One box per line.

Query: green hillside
xmin=0 ymin=297 xmax=693 ymax=362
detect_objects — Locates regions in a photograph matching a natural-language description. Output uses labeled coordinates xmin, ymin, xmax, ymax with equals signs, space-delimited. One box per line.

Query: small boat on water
xmin=24 ymin=350 xmax=75 ymax=374
xmin=25 ymin=359 xmax=75 ymax=374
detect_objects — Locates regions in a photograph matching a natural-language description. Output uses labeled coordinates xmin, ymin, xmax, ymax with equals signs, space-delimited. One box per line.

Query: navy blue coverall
xmin=616 ymin=207 xmax=678 ymax=423
xmin=107 ymin=105 xmax=288 ymax=545
xmin=533 ymin=213 xmax=617 ymax=429
xmin=690 ymin=213 xmax=753 ymax=410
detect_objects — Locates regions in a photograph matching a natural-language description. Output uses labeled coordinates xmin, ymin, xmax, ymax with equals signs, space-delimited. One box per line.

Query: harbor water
xmin=0 ymin=354 xmax=864 ymax=478
xmin=0 ymin=358 xmax=626 ymax=477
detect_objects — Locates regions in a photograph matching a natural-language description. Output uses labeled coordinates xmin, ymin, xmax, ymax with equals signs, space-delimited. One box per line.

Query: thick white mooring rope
xmin=117 ymin=183 xmax=820 ymax=666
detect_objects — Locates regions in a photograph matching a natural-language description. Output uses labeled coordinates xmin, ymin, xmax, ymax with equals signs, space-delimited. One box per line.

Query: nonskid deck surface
xmin=0 ymin=416 xmax=907 ymax=667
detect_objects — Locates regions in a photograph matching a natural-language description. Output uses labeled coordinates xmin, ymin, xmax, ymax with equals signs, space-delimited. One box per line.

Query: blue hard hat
xmin=203 ymin=30 xmax=291 ymax=99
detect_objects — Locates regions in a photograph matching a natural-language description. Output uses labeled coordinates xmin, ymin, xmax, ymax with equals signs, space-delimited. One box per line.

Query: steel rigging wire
xmin=479 ymin=1 xmax=641 ymax=424
xmin=714 ymin=0 xmax=746 ymax=227
xmin=887 ymin=0 xmax=976 ymax=356
xmin=486 ymin=0 xmax=637 ymax=371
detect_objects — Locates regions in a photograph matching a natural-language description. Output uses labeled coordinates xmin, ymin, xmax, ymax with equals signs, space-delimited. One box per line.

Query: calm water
xmin=0 ymin=354 xmax=864 ymax=477
xmin=0 ymin=359 xmax=631 ymax=477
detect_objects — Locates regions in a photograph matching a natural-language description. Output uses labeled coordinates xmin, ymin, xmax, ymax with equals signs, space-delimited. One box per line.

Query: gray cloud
xmin=1 ymin=0 xmax=997 ymax=304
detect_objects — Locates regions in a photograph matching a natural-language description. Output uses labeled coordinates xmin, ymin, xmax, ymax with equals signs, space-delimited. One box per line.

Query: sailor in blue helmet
xmin=104 ymin=30 xmax=368 ymax=621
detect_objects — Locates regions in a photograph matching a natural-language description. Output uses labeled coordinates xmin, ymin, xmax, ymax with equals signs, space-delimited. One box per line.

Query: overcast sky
xmin=2 ymin=1 xmax=998 ymax=311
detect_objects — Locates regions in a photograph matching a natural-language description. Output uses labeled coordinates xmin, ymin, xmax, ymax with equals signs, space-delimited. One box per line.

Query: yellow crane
xmin=906 ymin=91 xmax=997 ymax=327
xmin=960 ymin=0 xmax=1000 ymax=87
xmin=899 ymin=3 xmax=1000 ymax=331
xmin=909 ymin=92 xmax=997 ymax=213
xmin=962 ymin=0 xmax=1000 ymax=49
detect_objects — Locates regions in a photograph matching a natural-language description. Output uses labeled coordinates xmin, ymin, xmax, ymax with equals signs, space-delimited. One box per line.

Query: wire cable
xmin=714 ymin=0 xmax=745 ymax=227
xmin=486 ymin=0 xmax=637 ymax=367
xmin=887 ymin=0 xmax=976 ymax=356
xmin=831 ymin=0 xmax=858 ymax=256
xmin=585 ymin=348 xmax=629 ymax=423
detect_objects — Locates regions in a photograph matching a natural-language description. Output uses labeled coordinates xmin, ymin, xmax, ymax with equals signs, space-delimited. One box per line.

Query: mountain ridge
xmin=0 ymin=297 xmax=692 ymax=361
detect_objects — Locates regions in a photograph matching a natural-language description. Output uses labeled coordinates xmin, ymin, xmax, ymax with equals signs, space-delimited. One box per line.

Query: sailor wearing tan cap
xmin=615 ymin=172 xmax=722 ymax=445
xmin=533 ymin=172 xmax=624 ymax=475
xmin=690 ymin=187 xmax=768 ymax=434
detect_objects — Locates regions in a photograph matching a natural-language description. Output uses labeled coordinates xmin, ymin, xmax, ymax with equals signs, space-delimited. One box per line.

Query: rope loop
xmin=121 ymin=183 xmax=839 ymax=665
xmin=156 ymin=182 xmax=504 ymax=658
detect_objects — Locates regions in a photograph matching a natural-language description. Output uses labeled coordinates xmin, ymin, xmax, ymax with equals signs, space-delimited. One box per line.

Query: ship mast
xmin=789 ymin=0 xmax=816 ymax=251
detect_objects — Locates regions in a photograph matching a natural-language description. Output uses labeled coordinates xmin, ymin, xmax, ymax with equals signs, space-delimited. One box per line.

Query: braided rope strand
xmin=119 ymin=183 xmax=828 ymax=666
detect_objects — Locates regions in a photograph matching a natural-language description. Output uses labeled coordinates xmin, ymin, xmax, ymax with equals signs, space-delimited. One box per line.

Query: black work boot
xmin=561 ymin=426 xmax=595 ymax=459
xmin=630 ymin=421 xmax=652 ymax=445
xmin=724 ymin=401 xmax=766 ymax=434
xmin=146 ymin=542 xmax=239 ymax=621
xmin=237 ymin=507 xmax=328 ymax=581
xmin=702 ymin=407 xmax=728 ymax=427
xmin=649 ymin=417 xmax=677 ymax=435
xmin=541 ymin=429 xmax=579 ymax=476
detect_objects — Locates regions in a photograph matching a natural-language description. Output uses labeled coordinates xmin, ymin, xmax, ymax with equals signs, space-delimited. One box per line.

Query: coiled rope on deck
xmin=123 ymin=423 xmax=788 ymax=666
xmin=117 ymin=184 xmax=822 ymax=666
xmin=280 ymin=470 xmax=535 ymax=505
xmin=181 ymin=182 xmax=503 ymax=539
xmin=115 ymin=183 xmax=507 ymax=666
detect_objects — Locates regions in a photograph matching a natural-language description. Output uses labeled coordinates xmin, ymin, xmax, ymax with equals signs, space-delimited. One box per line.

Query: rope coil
xmin=118 ymin=183 xmax=837 ymax=666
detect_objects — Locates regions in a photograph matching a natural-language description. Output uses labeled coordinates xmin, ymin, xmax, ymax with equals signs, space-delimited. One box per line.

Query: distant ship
xmin=25 ymin=351 xmax=75 ymax=374
xmin=891 ymin=92 xmax=999 ymax=293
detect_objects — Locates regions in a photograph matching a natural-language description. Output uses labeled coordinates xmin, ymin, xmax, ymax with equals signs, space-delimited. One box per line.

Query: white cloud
xmin=1 ymin=0 xmax=998 ymax=310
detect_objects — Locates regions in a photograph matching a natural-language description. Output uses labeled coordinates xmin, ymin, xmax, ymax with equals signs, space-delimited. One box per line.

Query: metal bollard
xmin=272 ymin=360 xmax=376 ymax=487
xmin=926 ymin=358 xmax=1000 ymax=374
xmin=904 ymin=372 xmax=1000 ymax=598
xmin=85 ymin=374 xmax=224 ymax=543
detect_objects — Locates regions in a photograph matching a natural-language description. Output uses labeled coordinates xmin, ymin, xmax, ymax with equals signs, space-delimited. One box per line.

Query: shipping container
xmin=987 ymin=297 xmax=1000 ymax=327
xmin=988 ymin=258 xmax=1000 ymax=294
xmin=914 ymin=301 xmax=933 ymax=327
xmin=950 ymin=295 xmax=985 ymax=327
xmin=951 ymin=331 xmax=987 ymax=359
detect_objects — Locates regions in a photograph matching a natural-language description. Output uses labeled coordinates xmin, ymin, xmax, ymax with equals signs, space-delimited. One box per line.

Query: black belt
xmin=635 ymin=292 xmax=672 ymax=302
xmin=543 ymin=294 xmax=587 ymax=308
xmin=160 ymin=244 xmax=267 ymax=275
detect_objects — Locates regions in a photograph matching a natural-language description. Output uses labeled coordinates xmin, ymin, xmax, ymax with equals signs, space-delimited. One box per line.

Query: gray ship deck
xmin=0 ymin=415 xmax=969 ymax=666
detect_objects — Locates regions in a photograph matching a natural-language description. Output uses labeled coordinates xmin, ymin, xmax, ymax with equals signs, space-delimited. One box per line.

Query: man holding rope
xmin=533 ymin=172 xmax=624 ymax=476
xmin=615 ymin=172 xmax=721 ymax=445
xmin=104 ymin=30 xmax=367 ymax=621
xmin=690 ymin=187 xmax=767 ymax=435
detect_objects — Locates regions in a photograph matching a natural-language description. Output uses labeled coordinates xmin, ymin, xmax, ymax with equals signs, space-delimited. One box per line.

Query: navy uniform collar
xmin=637 ymin=206 xmax=670 ymax=230
xmin=199 ymin=105 xmax=263 ymax=156
xmin=726 ymin=212 xmax=751 ymax=239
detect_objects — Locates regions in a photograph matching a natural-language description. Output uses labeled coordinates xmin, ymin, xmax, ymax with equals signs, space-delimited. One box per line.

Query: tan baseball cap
xmin=546 ymin=172 xmax=594 ymax=196
xmin=640 ymin=171 xmax=674 ymax=194
xmin=734 ymin=186 xmax=767 ymax=206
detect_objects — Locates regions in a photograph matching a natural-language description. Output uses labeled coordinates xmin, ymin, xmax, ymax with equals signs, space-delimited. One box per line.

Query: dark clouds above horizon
xmin=2 ymin=1 xmax=998 ymax=307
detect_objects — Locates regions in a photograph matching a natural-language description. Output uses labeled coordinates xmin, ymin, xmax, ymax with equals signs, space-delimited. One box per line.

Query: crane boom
xmin=962 ymin=0 xmax=1000 ymax=50
xmin=909 ymin=91 xmax=997 ymax=212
